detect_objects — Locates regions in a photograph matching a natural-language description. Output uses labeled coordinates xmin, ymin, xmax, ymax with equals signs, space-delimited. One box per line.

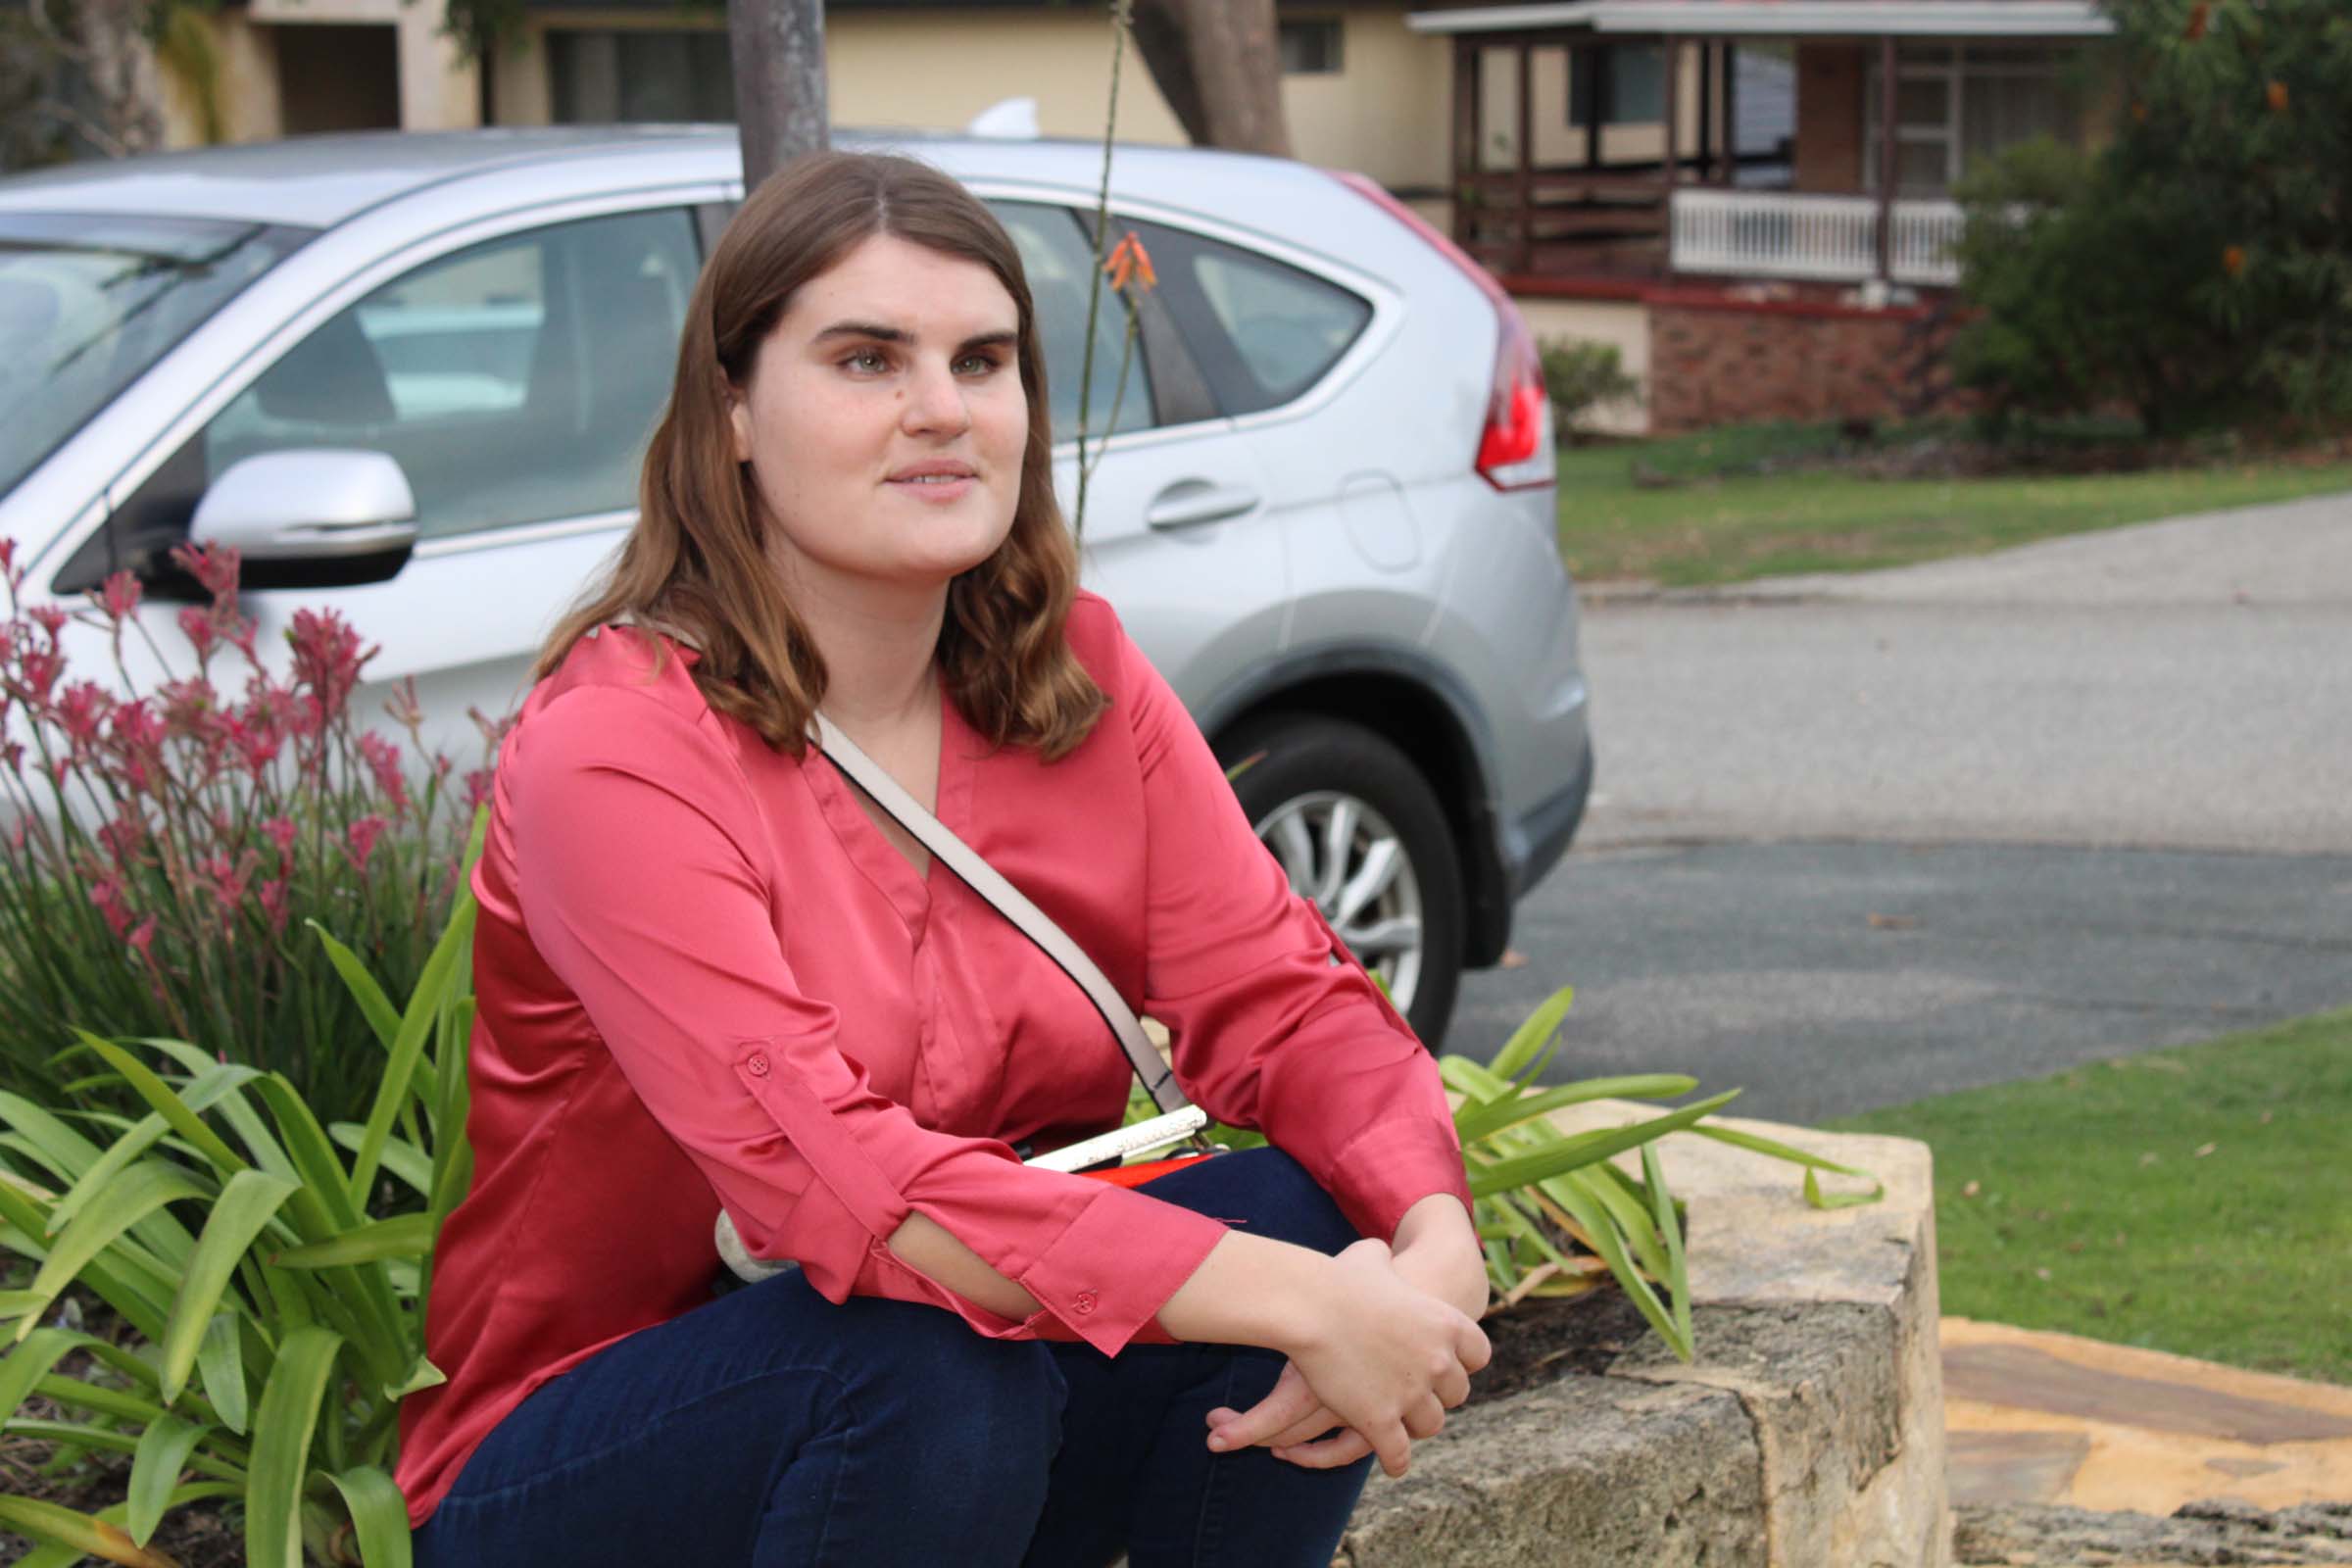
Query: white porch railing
xmin=1669 ymin=189 xmax=1966 ymax=287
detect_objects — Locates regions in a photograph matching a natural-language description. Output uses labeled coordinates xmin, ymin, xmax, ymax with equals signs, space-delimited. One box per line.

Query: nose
xmin=901 ymin=355 xmax=972 ymax=439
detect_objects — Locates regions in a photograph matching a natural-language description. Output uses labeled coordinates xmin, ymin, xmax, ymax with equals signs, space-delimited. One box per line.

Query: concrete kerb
xmin=1336 ymin=1105 xmax=1950 ymax=1568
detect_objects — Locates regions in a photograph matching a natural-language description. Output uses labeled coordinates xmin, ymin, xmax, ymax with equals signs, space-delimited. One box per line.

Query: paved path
xmin=1943 ymin=1318 xmax=2352 ymax=1516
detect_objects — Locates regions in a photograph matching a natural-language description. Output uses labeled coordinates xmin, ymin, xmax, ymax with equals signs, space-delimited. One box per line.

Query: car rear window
xmin=1121 ymin=220 xmax=1370 ymax=417
xmin=0 ymin=213 xmax=308 ymax=501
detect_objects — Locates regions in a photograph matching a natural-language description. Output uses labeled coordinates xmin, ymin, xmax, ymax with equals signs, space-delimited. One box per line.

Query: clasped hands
xmin=1203 ymin=1204 xmax=1491 ymax=1479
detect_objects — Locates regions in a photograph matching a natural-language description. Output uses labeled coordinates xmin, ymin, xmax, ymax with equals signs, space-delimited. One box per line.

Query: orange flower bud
xmin=2184 ymin=1 xmax=2210 ymax=40
xmin=2132 ymin=99 xmax=2149 ymax=123
xmin=2267 ymin=80 xmax=2289 ymax=113
xmin=1103 ymin=231 xmax=1158 ymax=295
xmin=2223 ymin=244 xmax=2247 ymax=277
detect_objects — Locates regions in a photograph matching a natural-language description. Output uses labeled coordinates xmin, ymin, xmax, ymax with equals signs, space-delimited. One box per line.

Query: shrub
xmin=1538 ymin=340 xmax=1643 ymax=442
xmin=0 ymin=542 xmax=498 ymax=1128
xmin=1141 ymin=984 xmax=1879 ymax=1361
xmin=0 ymin=829 xmax=480 ymax=1567
xmin=1952 ymin=0 xmax=2352 ymax=435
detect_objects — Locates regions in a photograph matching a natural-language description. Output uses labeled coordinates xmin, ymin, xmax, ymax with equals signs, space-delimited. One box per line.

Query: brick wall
xmin=1794 ymin=43 xmax=1865 ymax=193
xmin=1646 ymin=294 xmax=1972 ymax=433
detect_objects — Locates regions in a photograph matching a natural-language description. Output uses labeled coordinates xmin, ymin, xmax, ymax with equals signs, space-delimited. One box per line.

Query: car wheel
xmin=1217 ymin=712 xmax=1466 ymax=1053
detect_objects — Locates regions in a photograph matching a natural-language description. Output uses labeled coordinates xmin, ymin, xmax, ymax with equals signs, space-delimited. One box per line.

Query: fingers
xmin=1452 ymin=1315 xmax=1494 ymax=1375
xmin=1262 ymin=1404 xmax=1346 ymax=1448
xmin=1273 ymin=1426 xmax=1374 ymax=1471
xmin=1202 ymin=1363 xmax=1324 ymax=1453
xmin=1402 ymin=1393 xmax=1446 ymax=1441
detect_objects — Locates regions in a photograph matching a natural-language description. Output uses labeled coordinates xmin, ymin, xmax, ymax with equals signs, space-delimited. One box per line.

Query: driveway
xmin=1456 ymin=492 xmax=2352 ymax=1119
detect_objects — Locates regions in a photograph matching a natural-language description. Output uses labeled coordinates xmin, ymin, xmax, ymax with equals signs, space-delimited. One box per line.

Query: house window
xmin=1863 ymin=44 xmax=2072 ymax=197
xmin=549 ymin=29 xmax=735 ymax=123
xmin=1278 ymin=20 xmax=1343 ymax=75
xmin=1569 ymin=43 xmax=1667 ymax=126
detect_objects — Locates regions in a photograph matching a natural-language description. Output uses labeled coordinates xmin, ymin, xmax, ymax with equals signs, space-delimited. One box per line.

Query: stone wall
xmin=1338 ymin=1107 xmax=1951 ymax=1568
xmin=1646 ymin=293 xmax=1972 ymax=434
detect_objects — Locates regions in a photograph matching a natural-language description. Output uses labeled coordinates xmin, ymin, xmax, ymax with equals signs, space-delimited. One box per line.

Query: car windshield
xmin=0 ymin=212 xmax=308 ymax=499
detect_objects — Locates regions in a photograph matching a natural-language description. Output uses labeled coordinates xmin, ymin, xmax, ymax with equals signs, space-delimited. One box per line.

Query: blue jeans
xmin=412 ymin=1148 xmax=1374 ymax=1567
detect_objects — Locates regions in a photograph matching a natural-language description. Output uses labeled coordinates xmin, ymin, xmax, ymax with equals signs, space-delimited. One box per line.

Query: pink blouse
xmin=394 ymin=592 xmax=1473 ymax=1529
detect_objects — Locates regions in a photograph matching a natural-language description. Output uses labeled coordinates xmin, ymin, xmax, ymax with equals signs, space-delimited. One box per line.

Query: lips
xmin=888 ymin=461 xmax=977 ymax=482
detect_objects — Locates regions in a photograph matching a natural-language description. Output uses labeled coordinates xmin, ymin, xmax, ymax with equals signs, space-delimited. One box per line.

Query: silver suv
xmin=0 ymin=126 xmax=1592 ymax=1049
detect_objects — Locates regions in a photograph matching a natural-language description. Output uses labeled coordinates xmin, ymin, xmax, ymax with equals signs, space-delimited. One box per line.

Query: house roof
xmin=1403 ymin=1 xmax=2116 ymax=38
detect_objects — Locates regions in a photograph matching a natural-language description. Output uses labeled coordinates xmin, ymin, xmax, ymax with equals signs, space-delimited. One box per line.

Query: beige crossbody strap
xmin=811 ymin=711 xmax=1191 ymax=1117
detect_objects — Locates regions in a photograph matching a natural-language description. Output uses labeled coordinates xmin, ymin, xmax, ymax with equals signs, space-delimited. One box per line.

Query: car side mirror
xmin=189 ymin=449 xmax=420 ymax=590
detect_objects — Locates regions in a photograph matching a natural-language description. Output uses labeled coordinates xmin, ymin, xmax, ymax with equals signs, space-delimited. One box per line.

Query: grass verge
xmin=1555 ymin=423 xmax=2352 ymax=587
xmin=1824 ymin=1007 xmax=2352 ymax=1386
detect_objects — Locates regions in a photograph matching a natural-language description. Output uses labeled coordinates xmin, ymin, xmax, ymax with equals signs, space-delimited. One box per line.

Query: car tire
xmin=1216 ymin=712 xmax=1466 ymax=1053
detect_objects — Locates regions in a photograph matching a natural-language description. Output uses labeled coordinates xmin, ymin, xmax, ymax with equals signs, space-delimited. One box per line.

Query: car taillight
xmin=1330 ymin=170 xmax=1555 ymax=492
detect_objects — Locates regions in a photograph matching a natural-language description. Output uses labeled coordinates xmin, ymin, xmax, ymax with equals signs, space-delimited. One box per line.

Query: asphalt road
xmin=1455 ymin=492 xmax=2352 ymax=1120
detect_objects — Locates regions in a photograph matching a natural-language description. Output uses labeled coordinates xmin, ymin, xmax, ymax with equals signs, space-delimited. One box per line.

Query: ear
xmin=726 ymin=386 xmax=753 ymax=465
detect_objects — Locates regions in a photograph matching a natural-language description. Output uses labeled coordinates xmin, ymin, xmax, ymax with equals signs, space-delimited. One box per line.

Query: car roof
xmin=0 ymin=125 xmax=1334 ymax=234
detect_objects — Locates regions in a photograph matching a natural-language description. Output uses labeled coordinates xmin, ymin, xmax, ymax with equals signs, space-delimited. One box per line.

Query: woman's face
xmin=727 ymin=231 xmax=1028 ymax=607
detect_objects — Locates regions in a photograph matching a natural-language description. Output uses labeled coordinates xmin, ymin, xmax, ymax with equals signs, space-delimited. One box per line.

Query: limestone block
xmin=1338 ymin=1105 xmax=1949 ymax=1567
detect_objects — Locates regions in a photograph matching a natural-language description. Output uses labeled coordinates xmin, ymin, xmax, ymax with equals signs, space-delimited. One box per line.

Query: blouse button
xmin=746 ymin=1053 xmax=771 ymax=1077
xmin=1072 ymin=1291 xmax=1098 ymax=1315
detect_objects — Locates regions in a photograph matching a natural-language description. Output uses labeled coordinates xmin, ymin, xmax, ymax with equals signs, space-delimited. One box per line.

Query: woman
xmin=395 ymin=150 xmax=1490 ymax=1568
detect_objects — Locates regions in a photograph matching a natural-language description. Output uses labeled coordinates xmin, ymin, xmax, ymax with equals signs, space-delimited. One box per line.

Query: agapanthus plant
xmin=0 ymin=540 xmax=500 ymax=1133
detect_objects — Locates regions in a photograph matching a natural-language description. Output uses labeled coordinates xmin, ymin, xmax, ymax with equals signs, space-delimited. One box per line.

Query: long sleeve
xmin=504 ymin=680 xmax=1230 ymax=1355
xmin=1108 ymin=620 xmax=1476 ymax=1243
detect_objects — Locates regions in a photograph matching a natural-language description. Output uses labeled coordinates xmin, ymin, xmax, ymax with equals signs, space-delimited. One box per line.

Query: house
xmin=145 ymin=0 xmax=2117 ymax=432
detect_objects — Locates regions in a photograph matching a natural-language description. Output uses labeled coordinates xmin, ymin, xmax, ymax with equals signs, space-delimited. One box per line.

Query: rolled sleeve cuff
xmin=1012 ymin=1182 xmax=1230 ymax=1355
xmin=1314 ymin=1115 xmax=1475 ymax=1245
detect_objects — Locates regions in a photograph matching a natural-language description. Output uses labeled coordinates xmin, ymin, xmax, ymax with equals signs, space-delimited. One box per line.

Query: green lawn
xmin=1824 ymin=1008 xmax=2352 ymax=1386
xmin=1554 ymin=423 xmax=2352 ymax=587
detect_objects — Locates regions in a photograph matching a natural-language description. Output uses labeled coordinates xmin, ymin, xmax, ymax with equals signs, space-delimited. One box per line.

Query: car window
xmin=0 ymin=214 xmax=306 ymax=501
xmin=200 ymin=207 xmax=699 ymax=542
xmin=1125 ymin=222 xmax=1370 ymax=416
xmin=985 ymin=201 xmax=1154 ymax=443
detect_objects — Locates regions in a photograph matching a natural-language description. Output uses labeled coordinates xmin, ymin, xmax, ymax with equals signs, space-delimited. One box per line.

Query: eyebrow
xmin=811 ymin=320 xmax=1019 ymax=354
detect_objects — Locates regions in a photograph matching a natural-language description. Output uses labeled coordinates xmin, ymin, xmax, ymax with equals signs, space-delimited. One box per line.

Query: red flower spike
xmin=96 ymin=570 xmax=142 ymax=623
xmin=345 ymin=814 xmax=389 ymax=874
xmin=177 ymin=607 xmax=218 ymax=662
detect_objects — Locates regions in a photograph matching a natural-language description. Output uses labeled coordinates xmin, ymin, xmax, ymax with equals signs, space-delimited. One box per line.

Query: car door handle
xmin=1144 ymin=480 xmax=1261 ymax=531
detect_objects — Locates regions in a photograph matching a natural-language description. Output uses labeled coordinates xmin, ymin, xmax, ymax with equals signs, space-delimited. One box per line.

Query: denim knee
xmin=833 ymin=1300 xmax=1067 ymax=1501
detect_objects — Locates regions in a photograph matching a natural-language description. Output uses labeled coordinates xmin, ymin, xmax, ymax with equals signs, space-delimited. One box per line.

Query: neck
xmin=776 ymin=557 xmax=948 ymax=733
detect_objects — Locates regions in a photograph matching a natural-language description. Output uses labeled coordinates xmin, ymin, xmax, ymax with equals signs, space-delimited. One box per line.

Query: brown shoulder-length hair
xmin=535 ymin=150 xmax=1105 ymax=760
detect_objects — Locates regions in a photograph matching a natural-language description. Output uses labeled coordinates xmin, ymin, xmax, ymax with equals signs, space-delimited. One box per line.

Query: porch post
xmin=1722 ymin=40 xmax=1739 ymax=185
xmin=1661 ymin=34 xmax=1680 ymax=189
xmin=1515 ymin=38 xmax=1535 ymax=275
xmin=1660 ymin=34 xmax=1680 ymax=273
xmin=1698 ymin=40 xmax=1714 ymax=184
xmin=1452 ymin=35 xmax=1477 ymax=248
xmin=1582 ymin=41 xmax=1603 ymax=171
xmin=1876 ymin=33 xmax=1897 ymax=282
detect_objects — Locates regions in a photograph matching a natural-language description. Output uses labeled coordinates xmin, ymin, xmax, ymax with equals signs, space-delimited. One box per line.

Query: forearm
xmin=1388 ymin=1191 xmax=1490 ymax=1319
xmin=888 ymin=1208 xmax=1335 ymax=1350
xmin=884 ymin=1211 xmax=1043 ymax=1320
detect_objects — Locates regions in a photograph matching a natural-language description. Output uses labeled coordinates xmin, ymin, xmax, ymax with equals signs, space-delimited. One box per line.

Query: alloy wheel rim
xmin=1251 ymin=790 xmax=1424 ymax=1015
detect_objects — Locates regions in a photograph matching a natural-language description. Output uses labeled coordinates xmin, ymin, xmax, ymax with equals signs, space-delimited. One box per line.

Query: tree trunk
xmin=729 ymin=0 xmax=827 ymax=192
xmin=4 ymin=0 xmax=168 ymax=162
xmin=1129 ymin=0 xmax=1290 ymax=157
